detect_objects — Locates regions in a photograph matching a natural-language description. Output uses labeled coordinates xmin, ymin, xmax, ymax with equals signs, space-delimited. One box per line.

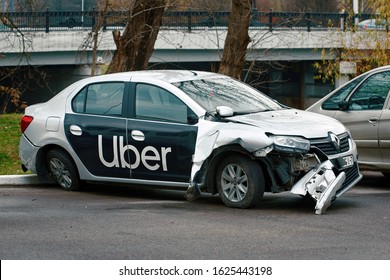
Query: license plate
xmin=337 ymin=155 xmax=354 ymax=169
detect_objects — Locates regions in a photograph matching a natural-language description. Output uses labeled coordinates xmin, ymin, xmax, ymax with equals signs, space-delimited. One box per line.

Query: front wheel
xmin=46 ymin=149 xmax=80 ymax=191
xmin=216 ymin=155 xmax=265 ymax=208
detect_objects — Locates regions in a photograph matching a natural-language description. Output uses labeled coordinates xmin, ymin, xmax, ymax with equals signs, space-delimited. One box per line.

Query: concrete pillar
xmin=336 ymin=61 xmax=357 ymax=88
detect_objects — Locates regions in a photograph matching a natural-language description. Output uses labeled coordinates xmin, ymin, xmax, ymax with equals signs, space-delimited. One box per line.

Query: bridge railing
xmin=0 ymin=9 xmax=380 ymax=33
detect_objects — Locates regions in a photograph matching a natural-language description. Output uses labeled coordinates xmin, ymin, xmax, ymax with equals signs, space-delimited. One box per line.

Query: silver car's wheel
xmin=216 ymin=155 xmax=264 ymax=208
xmin=47 ymin=149 xmax=80 ymax=191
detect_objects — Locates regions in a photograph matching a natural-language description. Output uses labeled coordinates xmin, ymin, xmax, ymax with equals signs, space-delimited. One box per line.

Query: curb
xmin=0 ymin=174 xmax=54 ymax=186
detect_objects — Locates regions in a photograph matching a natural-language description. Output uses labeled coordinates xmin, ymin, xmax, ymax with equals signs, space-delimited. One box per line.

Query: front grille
xmin=336 ymin=163 xmax=361 ymax=196
xmin=308 ymin=132 xmax=361 ymax=199
xmin=310 ymin=132 xmax=350 ymax=156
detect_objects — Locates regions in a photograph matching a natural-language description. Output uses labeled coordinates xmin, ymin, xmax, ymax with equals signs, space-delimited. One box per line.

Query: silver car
xmin=19 ymin=70 xmax=361 ymax=214
xmin=307 ymin=65 xmax=390 ymax=176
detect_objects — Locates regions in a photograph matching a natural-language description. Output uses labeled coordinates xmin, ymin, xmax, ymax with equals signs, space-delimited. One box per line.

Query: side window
xmin=72 ymin=87 xmax=87 ymax=113
xmin=322 ymin=75 xmax=365 ymax=110
xmin=135 ymin=84 xmax=193 ymax=124
xmin=72 ymin=82 xmax=125 ymax=116
xmin=347 ymin=71 xmax=390 ymax=111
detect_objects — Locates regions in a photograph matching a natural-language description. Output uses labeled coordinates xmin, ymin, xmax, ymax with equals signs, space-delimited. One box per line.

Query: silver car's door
xmin=378 ymin=104 xmax=390 ymax=168
xmin=334 ymin=110 xmax=381 ymax=164
xmin=334 ymin=71 xmax=390 ymax=165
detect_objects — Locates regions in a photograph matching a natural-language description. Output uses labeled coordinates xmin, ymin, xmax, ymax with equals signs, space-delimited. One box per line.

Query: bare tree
xmin=0 ymin=10 xmax=49 ymax=112
xmin=218 ymin=0 xmax=253 ymax=79
xmin=106 ymin=0 xmax=167 ymax=73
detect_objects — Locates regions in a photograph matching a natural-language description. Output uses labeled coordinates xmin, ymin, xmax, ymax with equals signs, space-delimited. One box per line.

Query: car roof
xmin=366 ymin=65 xmax=390 ymax=73
xmin=44 ymin=70 xmax=224 ymax=109
xmin=78 ymin=70 xmax=222 ymax=85
xmin=348 ymin=65 xmax=390 ymax=80
xmin=337 ymin=65 xmax=390 ymax=89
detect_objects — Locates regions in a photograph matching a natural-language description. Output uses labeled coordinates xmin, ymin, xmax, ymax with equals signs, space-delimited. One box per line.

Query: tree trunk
xmin=218 ymin=0 xmax=253 ymax=79
xmin=106 ymin=0 xmax=166 ymax=74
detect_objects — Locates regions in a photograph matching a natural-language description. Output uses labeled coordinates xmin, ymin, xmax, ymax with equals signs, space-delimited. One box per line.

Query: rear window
xmin=72 ymin=82 xmax=124 ymax=116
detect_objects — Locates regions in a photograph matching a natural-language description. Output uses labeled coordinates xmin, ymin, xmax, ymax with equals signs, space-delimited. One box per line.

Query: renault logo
xmin=328 ymin=132 xmax=341 ymax=150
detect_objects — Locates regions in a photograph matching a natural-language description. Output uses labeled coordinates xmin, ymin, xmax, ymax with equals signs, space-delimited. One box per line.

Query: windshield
xmin=172 ymin=77 xmax=283 ymax=113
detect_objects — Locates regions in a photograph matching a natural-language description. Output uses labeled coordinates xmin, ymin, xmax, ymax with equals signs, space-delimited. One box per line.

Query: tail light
xmin=21 ymin=115 xmax=34 ymax=133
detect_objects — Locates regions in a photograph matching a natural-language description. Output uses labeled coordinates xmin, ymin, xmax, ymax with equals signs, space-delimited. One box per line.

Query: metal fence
xmin=0 ymin=9 xmax=381 ymax=33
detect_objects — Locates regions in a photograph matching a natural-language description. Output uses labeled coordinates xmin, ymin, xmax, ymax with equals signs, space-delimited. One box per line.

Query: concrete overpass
xmin=0 ymin=28 xmax=352 ymax=66
xmin=0 ymin=23 xmax=382 ymax=108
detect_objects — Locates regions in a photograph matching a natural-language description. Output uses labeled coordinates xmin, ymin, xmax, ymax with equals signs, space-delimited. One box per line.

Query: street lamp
xmin=353 ymin=0 xmax=359 ymax=25
xmin=81 ymin=0 xmax=84 ymax=24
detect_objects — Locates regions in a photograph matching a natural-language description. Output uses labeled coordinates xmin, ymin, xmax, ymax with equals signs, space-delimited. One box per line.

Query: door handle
xmin=368 ymin=117 xmax=378 ymax=124
xmin=70 ymin=125 xmax=82 ymax=136
xmin=131 ymin=130 xmax=145 ymax=141
xmin=368 ymin=117 xmax=378 ymax=126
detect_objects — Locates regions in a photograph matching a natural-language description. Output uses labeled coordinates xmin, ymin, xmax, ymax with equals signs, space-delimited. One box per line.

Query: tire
xmin=46 ymin=149 xmax=80 ymax=191
xmin=216 ymin=155 xmax=265 ymax=209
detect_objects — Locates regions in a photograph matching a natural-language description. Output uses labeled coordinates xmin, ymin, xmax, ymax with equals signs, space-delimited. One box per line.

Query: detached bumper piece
xmin=291 ymin=160 xmax=346 ymax=215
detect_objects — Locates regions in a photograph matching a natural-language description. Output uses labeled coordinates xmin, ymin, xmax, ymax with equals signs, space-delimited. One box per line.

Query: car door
xmin=126 ymin=83 xmax=198 ymax=183
xmin=65 ymin=81 xmax=130 ymax=178
xmin=333 ymin=71 xmax=390 ymax=165
xmin=378 ymin=103 xmax=390 ymax=168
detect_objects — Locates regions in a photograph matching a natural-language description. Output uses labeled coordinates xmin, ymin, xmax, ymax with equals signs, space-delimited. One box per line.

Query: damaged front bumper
xmin=291 ymin=160 xmax=348 ymax=215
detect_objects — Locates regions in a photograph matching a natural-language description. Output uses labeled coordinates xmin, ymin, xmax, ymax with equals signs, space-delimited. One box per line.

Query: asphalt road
xmin=0 ymin=171 xmax=389 ymax=260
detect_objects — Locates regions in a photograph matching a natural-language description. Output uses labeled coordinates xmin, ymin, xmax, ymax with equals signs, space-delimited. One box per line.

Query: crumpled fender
xmin=291 ymin=160 xmax=346 ymax=214
xmin=190 ymin=118 xmax=273 ymax=180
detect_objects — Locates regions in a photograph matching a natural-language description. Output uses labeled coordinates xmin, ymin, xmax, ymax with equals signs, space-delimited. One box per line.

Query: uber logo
xmin=98 ymin=135 xmax=172 ymax=171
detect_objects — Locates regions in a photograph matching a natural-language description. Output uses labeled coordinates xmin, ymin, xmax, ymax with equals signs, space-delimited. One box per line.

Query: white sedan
xmin=19 ymin=70 xmax=362 ymax=214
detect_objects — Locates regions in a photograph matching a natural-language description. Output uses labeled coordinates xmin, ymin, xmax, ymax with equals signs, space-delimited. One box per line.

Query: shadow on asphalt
xmin=358 ymin=171 xmax=388 ymax=189
xmin=23 ymin=170 xmax=388 ymax=215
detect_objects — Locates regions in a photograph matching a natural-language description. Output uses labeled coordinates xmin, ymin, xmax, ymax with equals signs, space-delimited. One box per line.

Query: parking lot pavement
xmin=0 ymin=174 xmax=53 ymax=186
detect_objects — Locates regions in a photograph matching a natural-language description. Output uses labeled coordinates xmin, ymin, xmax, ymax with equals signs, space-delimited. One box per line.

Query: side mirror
xmin=338 ymin=100 xmax=348 ymax=111
xmin=187 ymin=109 xmax=199 ymax=125
xmin=216 ymin=106 xmax=234 ymax=117
xmin=187 ymin=114 xmax=198 ymax=125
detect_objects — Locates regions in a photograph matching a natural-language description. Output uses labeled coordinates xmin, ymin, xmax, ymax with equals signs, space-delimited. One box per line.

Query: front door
xmin=126 ymin=83 xmax=198 ymax=182
xmin=334 ymin=71 xmax=390 ymax=165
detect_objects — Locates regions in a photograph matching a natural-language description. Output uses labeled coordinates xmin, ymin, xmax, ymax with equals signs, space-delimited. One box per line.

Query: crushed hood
xmin=228 ymin=109 xmax=347 ymax=138
xmin=191 ymin=109 xmax=349 ymax=179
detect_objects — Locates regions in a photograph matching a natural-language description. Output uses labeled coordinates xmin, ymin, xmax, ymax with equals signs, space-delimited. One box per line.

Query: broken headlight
xmin=269 ymin=135 xmax=310 ymax=154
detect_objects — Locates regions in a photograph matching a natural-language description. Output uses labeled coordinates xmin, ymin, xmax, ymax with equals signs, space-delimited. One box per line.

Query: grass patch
xmin=0 ymin=113 xmax=25 ymax=175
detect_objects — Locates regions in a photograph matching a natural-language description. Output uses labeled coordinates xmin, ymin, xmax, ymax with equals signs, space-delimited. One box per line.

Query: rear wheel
xmin=46 ymin=149 xmax=80 ymax=191
xmin=216 ymin=155 xmax=265 ymax=208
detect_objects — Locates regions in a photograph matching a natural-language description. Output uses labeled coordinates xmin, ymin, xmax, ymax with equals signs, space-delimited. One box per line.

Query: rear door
xmin=65 ymin=81 xmax=130 ymax=178
xmin=125 ymin=83 xmax=198 ymax=183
